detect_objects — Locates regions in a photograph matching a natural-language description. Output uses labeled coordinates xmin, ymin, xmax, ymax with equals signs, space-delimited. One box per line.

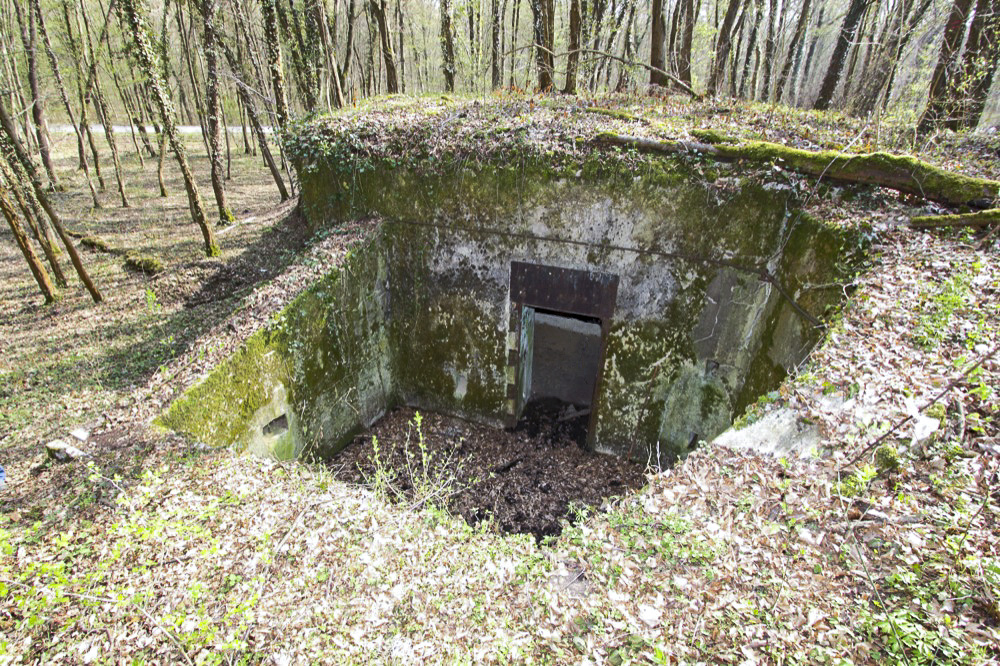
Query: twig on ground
xmin=842 ymin=342 xmax=1000 ymax=470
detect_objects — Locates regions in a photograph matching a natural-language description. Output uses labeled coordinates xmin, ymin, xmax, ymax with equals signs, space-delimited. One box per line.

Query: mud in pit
xmin=328 ymin=403 xmax=648 ymax=540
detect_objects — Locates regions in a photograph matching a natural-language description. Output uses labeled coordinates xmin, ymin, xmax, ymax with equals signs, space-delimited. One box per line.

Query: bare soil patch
xmin=330 ymin=405 xmax=648 ymax=540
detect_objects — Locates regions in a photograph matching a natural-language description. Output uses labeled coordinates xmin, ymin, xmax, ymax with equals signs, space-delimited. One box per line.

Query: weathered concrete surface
xmin=712 ymin=408 xmax=822 ymax=458
xmin=157 ymin=236 xmax=394 ymax=459
xmin=162 ymin=151 xmax=860 ymax=463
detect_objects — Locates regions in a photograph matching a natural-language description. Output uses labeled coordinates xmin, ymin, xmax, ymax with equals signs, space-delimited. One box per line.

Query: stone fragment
xmin=46 ymin=439 xmax=89 ymax=462
xmin=70 ymin=428 xmax=90 ymax=442
xmin=912 ymin=414 xmax=939 ymax=446
xmin=712 ymin=408 xmax=821 ymax=458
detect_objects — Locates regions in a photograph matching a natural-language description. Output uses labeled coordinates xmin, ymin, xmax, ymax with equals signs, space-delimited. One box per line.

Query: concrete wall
xmin=158 ymin=236 xmax=394 ymax=459
xmin=163 ymin=157 xmax=858 ymax=463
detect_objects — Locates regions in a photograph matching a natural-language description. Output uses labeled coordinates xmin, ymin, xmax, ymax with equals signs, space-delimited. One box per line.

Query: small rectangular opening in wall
xmin=508 ymin=262 xmax=619 ymax=448
xmin=530 ymin=309 xmax=602 ymax=407
xmin=263 ymin=414 xmax=288 ymax=437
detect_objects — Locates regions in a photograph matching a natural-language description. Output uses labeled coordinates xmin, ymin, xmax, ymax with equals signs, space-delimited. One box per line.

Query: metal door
xmin=517 ymin=305 xmax=535 ymax=419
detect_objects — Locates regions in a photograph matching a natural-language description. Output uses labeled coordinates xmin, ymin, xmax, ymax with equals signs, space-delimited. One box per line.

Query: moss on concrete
xmin=162 ymin=106 xmax=869 ymax=463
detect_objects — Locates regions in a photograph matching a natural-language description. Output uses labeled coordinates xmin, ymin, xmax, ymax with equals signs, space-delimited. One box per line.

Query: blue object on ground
xmin=0 ymin=463 xmax=5 ymax=488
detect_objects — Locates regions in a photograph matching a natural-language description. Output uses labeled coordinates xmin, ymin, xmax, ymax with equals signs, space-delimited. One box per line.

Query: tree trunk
xmin=490 ymin=0 xmax=503 ymax=88
xmin=0 ymin=99 xmax=103 ymax=302
xmin=118 ymin=0 xmax=218 ymax=257
xmin=759 ymin=0 xmax=779 ymax=100
xmin=737 ymin=0 xmax=762 ymax=98
xmin=677 ymin=0 xmax=696 ymax=86
xmin=650 ymin=0 xmax=668 ymax=87
xmin=707 ymin=0 xmax=743 ymax=96
xmin=947 ymin=0 xmax=1000 ymax=129
xmin=341 ymin=0 xmax=357 ymax=96
xmin=61 ymin=0 xmax=103 ymax=188
xmin=510 ymin=0 xmax=522 ymax=88
xmin=369 ymin=0 xmax=400 ymax=93
xmin=31 ymin=0 xmax=102 ymax=209
xmin=262 ymin=0 xmax=292 ymax=129
xmin=918 ymin=0 xmax=976 ymax=130
xmin=565 ymin=0 xmax=582 ymax=93
xmin=531 ymin=0 xmax=555 ymax=90
xmin=14 ymin=3 xmax=60 ymax=190
xmin=220 ymin=41 xmax=291 ymax=202
xmin=814 ymin=0 xmax=872 ymax=109
xmin=201 ymin=0 xmax=234 ymax=225
xmin=774 ymin=0 xmax=811 ymax=102
xmin=80 ymin=0 xmax=130 ymax=206
xmin=596 ymin=132 xmax=1000 ymax=208
xmin=440 ymin=0 xmax=457 ymax=91
xmin=0 ymin=173 xmax=58 ymax=303
xmin=0 ymin=142 xmax=66 ymax=287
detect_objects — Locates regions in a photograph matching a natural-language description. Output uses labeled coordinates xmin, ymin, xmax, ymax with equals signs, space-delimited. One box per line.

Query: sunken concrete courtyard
xmin=158 ymin=104 xmax=869 ymax=535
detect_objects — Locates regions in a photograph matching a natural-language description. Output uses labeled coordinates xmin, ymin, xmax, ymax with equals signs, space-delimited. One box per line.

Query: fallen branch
xmin=594 ymin=133 xmax=1000 ymax=208
xmin=842 ymin=342 xmax=1000 ymax=470
xmin=909 ymin=209 xmax=1000 ymax=229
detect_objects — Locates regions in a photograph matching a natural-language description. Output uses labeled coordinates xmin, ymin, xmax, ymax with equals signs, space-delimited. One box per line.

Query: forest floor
xmin=1 ymin=95 xmax=1000 ymax=664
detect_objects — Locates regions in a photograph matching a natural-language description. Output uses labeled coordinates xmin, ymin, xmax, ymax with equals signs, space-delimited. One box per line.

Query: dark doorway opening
xmin=507 ymin=262 xmax=619 ymax=449
xmin=516 ymin=309 xmax=603 ymax=448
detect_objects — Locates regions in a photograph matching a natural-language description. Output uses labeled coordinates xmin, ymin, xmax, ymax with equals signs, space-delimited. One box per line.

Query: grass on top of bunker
xmin=330 ymin=404 xmax=648 ymax=540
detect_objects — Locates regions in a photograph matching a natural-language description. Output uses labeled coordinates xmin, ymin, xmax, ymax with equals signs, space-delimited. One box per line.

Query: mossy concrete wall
xmin=157 ymin=237 xmax=394 ymax=459
xmin=162 ymin=154 xmax=857 ymax=462
xmin=300 ymin=158 xmax=855 ymax=461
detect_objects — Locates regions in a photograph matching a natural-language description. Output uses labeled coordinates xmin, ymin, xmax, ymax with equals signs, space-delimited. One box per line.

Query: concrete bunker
xmin=159 ymin=138 xmax=863 ymax=534
xmin=161 ymin=168 xmax=860 ymax=463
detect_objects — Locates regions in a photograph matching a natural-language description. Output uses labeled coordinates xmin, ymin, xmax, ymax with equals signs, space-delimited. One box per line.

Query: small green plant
xmin=834 ymin=464 xmax=877 ymax=497
xmin=912 ymin=265 xmax=978 ymax=350
xmin=875 ymin=444 xmax=901 ymax=475
xmin=144 ymin=288 xmax=162 ymax=315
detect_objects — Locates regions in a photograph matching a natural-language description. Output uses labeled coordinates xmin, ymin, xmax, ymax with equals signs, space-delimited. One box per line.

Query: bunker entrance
xmin=515 ymin=308 xmax=604 ymax=449
xmin=162 ymin=164 xmax=866 ymax=539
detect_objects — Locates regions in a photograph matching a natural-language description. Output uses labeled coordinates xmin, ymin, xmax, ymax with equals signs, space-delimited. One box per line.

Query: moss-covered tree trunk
xmin=594 ymin=133 xmax=1000 ymax=208
xmin=0 ymin=176 xmax=58 ymax=303
xmin=118 ymin=0 xmax=218 ymax=257
xmin=262 ymin=0 xmax=291 ymax=129
xmin=201 ymin=0 xmax=234 ymax=225
xmin=440 ymin=0 xmax=456 ymax=91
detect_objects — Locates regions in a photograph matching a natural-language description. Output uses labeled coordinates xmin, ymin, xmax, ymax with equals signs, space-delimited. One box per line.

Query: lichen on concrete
xmin=161 ymin=102 xmax=866 ymax=463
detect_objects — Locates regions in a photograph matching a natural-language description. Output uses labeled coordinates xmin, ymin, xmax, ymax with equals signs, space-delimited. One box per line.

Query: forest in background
xmin=0 ymin=0 xmax=998 ymax=305
xmin=2 ymin=0 xmax=999 ymax=136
